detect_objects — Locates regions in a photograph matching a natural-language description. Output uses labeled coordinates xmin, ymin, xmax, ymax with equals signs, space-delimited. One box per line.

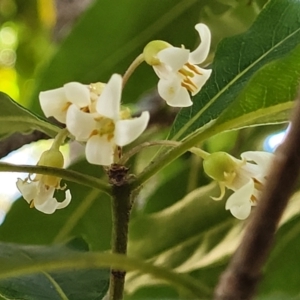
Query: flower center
xmin=91 ymin=116 xmax=115 ymax=141
xmin=178 ymin=63 xmax=203 ymax=93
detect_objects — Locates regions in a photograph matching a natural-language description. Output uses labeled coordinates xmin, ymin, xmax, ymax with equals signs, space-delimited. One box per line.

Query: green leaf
xmin=29 ymin=0 xmax=209 ymax=113
xmin=209 ymin=43 xmax=300 ymax=133
xmin=0 ymin=238 xmax=109 ymax=300
xmin=127 ymin=183 xmax=239 ymax=297
xmin=170 ymin=0 xmax=300 ymax=140
xmin=0 ymin=92 xmax=60 ymax=140
xmin=126 ymin=184 xmax=300 ymax=298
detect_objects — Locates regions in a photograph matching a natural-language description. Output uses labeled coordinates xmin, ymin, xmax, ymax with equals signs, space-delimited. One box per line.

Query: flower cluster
xmin=203 ymin=151 xmax=274 ymax=220
xmin=16 ymin=147 xmax=71 ymax=214
xmin=40 ymin=74 xmax=150 ymax=166
xmin=143 ymin=23 xmax=212 ymax=107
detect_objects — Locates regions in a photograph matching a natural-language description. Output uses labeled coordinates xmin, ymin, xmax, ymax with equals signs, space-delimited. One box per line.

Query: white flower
xmin=203 ymin=151 xmax=274 ymax=220
xmin=16 ymin=148 xmax=71 ymax=214
xmin=143 ymin=23 xmax=212 ymax=107
xmin=39 ymin=82 xmax=105 ymax=123
xmin=66 ymin=74 xmax=150 ymax=166
xmin=16 ymin=178 xmax=71 ymax=214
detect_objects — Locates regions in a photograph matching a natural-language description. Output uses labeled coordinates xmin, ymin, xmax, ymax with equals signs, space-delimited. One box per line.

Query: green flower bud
xmin=203 ymin=152 xmax=237 ymax=182
xmin=37 ymin=149 xmax=64 ymax=187
xmin=143 ymin=40 xmax=171 ymax=66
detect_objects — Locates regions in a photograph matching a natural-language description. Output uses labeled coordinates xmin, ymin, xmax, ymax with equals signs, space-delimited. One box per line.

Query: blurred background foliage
xmin=2 ymin=0 xmax=299 ymax=299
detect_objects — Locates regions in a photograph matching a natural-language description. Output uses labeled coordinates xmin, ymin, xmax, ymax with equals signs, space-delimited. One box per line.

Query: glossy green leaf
xmin=29 ymin=0 xmax=209 ymax=114
xmin=170 ymin=0 xmax=300 ymax=141
xmin=209 ymin=43 xmax=300 ymax=133
xmin=0 ymin=92 xmax=60 ymax=140
xmin=0 ymin=238 xmax=109 ymax=300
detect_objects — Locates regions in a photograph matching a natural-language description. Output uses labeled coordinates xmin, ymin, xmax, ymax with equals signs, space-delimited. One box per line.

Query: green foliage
xmin=0 ymin=238 xmax=109 ymax=300
xmin=0 ymin=92 xmax=60 ymax=140
xmin=1 ymin=0 xmax=300 ymax=299
xmin=170 ymin=0 xmax=300 ymax=140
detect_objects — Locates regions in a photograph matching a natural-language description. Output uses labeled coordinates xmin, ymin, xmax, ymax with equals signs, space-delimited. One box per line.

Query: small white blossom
xmin=203 ymin=151 xmax=274 ymax=220
xmin=39 ymin=82 xmax=105 ymax=123
xmin=66 ymin=74 xmax=150 ymax=166
xmin=16 ymin=178 xmax=71 ymax=214
xmin=16 ymin=148 xmax=71 ymax=214
xmin=144 ymin=23 xmax=212 ymax=107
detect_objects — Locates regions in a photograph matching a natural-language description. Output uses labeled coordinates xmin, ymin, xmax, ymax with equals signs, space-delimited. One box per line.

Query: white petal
xmin=225 ymin=180 xmax=254 ymax=220
xmin=39 ymin=88 xmax=68 ymax=123
xmin=189 ymin=23 xmax=211 ymax=65
xmin=115 ymin=111 xmax=150 ymax=146
xmin=64 ymin=82 xmax=90 ymax=107
xmin=96 ymin=74 xmax=122 ymax=120
xmin=16 ymin=179 xmax=38 ymax=204
xmin=191 ymin=67 xmax=212 ymax=95
xmin=34 ymin=182 xmax=56 ymax=206
xmin=157 ymin=47 xmax=189 ymax=71
xmin=66 ymin=104 xmax=97 ymax=141
xmin=35 ymin=190 xmax=71 ymax=214
xmin=158 ymin=76 xmax=192 ymax=107
xmin=241 ymin=151 xmax=274 ymax=171
xmin=85 ymin=135 xmax=114 ymax=166
xmin=153 ymin=64 xmax=172 ymax=80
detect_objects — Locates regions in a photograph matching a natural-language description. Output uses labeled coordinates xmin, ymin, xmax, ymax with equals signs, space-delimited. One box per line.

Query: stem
xmin=130 ymin=128 xmax=215 ymax=190
xmin=51 ymin=128 xmax=69 ymax=150
xmin=0 ymin=162 xmax=111 ymax=195
xmin=119 ymin=140 xmax=210 ymax=165
xmin=122 ymin=53 xmax=145 ymax=88
xmin=107 ymin=165 xmax=133 ymax=300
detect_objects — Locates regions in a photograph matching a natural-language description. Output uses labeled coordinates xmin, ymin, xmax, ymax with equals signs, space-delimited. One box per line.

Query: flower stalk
xmin=122 ymin=53 xmax=145 ymax=88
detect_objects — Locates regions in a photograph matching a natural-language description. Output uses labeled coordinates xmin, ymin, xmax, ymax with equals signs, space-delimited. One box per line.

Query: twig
xmin=214 ymin=92 xmax=300 ymax=299
xmin=0 ymin=131 xmax=49 ymax=159
xmin=107 ymin=164 xmax=132 ymax=300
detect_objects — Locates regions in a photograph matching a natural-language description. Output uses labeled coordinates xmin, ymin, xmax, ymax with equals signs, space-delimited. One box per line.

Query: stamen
xmin=30 ymin=200 xmax=35 ymax=208
xmin=181 ymin=81 xmax=194 ymax=92
xmin=80 ymin=106 xmax=90 ymax=113
xmin=186 ymin=62 xmax=203 ymax=75
xmin=62 ymin=102 xmax=72 ymax=112
xmin=178 ymin=68 xmax=194 ymax=78
xmin=89 ymin=129 xmax=99 ymax=138
xmin=251 ymin=194 xmax=257 ymax=203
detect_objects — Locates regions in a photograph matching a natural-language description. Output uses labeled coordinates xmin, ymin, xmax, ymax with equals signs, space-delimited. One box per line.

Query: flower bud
xmin=203 ymin=152 xmax=237 ymax=182
xmin=143 ymin=40 xmax=171 ymax=65
xmin=36 ymin=149 xmax=64 ymax=187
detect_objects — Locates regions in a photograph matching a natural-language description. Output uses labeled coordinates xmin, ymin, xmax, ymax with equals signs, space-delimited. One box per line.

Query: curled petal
xmin=66 ymin=104 xmax=97 ymax=141
xmin=35 ymin=189 xmax=72 ymax=214
xmin=157 ymin=47 xmax=189 ymax=71
xmin=225 ymin=180 xmax=254 ymax=220
xmin=64 ymin=82 xmax=91 ymax=107
xmin=191 ymin=67 xmax=212 ymax=95
xmin=189 ymin=23 xmax=211 ymax=65
xmin=85 ymin=135 xmax=114 ymax=166
xmin=96 ymin=74 xmax=122 ymax=120
xmin=158 ymin=76 xmax=192 ymax=107
xmin=39 ymin=88 xmax=68 ymax=123
xmin=115 ymin=111 xmax=150 ymax=146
